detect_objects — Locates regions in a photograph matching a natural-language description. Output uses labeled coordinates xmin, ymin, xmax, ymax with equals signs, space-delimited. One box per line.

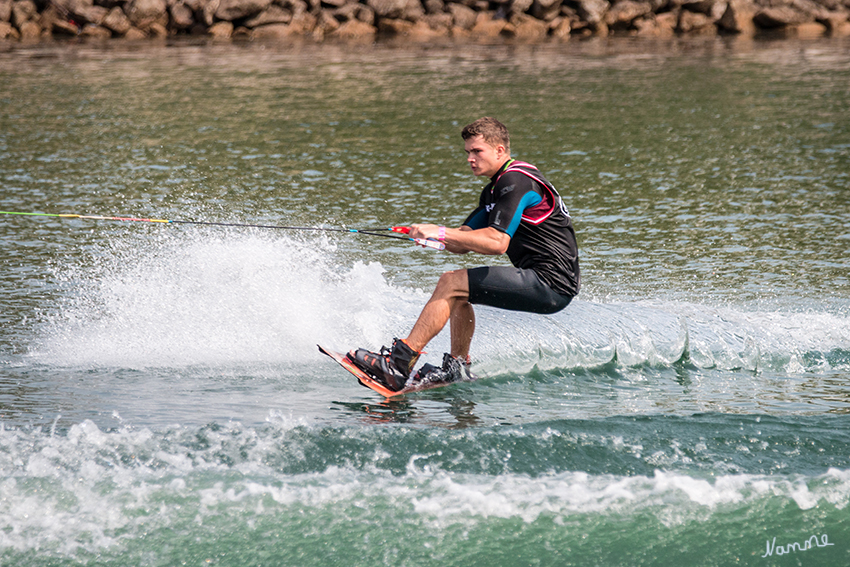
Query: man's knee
xmin=435 ymin=269 xmax=469 ymax=298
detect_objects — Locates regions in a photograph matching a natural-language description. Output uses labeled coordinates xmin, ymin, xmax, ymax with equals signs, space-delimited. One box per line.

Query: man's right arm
xmin=409 ymin=223 xmax=509 ymax=255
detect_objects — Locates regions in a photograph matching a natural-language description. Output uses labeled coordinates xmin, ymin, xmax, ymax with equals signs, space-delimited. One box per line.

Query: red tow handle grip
xmin=390 ymin=226 xmax=444 ymax=250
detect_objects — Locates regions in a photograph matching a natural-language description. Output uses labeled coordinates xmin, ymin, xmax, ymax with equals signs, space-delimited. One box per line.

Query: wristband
xmin=437 ymin=226 xmax=446 ymax=241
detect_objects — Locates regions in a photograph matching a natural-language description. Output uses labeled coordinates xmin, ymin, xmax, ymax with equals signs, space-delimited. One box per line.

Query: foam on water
xmin=0 ymin=418 xmax=847 ymax=562
xmin=31 ymin=230 xmax=850 ymax=378
xmin=34 ymin=230 xmax=426 ymax=368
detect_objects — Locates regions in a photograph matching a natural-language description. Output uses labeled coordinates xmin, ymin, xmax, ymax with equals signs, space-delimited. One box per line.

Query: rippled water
xmin=1 ymin=38 xmax=849 ymax=566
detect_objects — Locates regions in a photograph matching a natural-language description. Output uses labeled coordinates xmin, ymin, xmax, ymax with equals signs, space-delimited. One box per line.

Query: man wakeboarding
xmin=349 ymin=116 xmax=580 ymax=391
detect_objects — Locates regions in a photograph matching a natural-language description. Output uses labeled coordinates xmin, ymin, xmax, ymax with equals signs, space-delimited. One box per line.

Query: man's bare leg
xmin=450 ymin=301 xmax=475 ymax=360
xmin=405 ymin=269 xmax=470 ymax=353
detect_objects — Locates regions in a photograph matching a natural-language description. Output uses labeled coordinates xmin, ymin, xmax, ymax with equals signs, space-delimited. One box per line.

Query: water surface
xmin=1 ymin=38 xmax=849 ymax=566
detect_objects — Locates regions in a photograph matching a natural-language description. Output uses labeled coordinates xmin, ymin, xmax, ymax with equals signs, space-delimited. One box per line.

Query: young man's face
xmin=464 ymin=135 xmax=508 ymax=178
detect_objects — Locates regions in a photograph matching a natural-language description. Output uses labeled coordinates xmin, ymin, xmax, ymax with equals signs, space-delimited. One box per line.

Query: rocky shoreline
xmin=1 ymin=0 xmax=849 ymax=44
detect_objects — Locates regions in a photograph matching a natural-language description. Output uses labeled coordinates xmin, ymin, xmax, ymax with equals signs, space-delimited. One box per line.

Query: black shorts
xmin=466 ymin=266 xmax=573 ymax=315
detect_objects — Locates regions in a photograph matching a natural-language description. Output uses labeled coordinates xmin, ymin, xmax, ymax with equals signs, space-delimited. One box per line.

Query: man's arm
xmin=409 ymin=223 xmax=510 ymax=255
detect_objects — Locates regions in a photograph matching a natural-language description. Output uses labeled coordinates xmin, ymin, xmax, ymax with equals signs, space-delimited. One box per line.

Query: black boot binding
xmin=413 ymin=353 xmax=476 ymax=385
xmin=349 ymin=338 xmax=420 ymax=392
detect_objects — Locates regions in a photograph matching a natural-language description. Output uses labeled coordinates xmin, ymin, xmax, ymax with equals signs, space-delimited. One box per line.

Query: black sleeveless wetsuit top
xmin=463 ymin=159 xmax=580 ymax=297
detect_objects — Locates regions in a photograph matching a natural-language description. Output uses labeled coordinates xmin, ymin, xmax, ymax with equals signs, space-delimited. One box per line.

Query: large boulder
xmin=48 ymin=9 xmax=83 ymax=34
xmin=470 ymin=11 xmax=507 ymax=35
xmin=421 ymin=11 xmax=452 ymax=28
xmin=406 ymin=18 xmax=450 ymax=38
xmin=124 ymin=26 xmax=147 ymax=38
xmin=531 ymin=0 xmax=562 ymax=19
xmin=377 ymin=16 xmax=414 ymax=33
xmin=366 ymin=0 xmax=407 ymax=17
xmin=315 ymin=9 xmax=339 ymax=32
xmin=102 ymin=6 xmax=132 ymax=33
xmin=753 ymin=4 xmax=812 ymax=25
xmin=251 ymin=9 xmax=314 ymax=34
xmin=281 ymin=0 xmax=309 ymax=17
xmin=208 ymin=19 xmax=233 ymax=36
xmin=78 ymin=4 xmax=109 ymax=24
xmin=634 ymin=11 xmax=678 ymax=34
xmin=201 ymin=0 xmax=219 ymax=25
xmin=405 ymin=0 xmax=426 ymax=19
xmin=549 ymin=14 xmax=572 ymax=37
xmin=329 ymin=17 xmax=376 ymax=39
xmin=423 ymin=0 xmax=443 ymax=13
xmin=448 ymin=2 xmax=477 ymax=27
xmin=125 ymin=0 xmax=167 ymax=28
xmin=18 ymin=18 xmax=40 ymax=38
xmin=574 ymin=0 xmax=610 ymax=23
xmin=791 ymin=0 xmax=831 ymax=19
xmin=332 ymin=2 xmax=375 ymax=23
xmin=367 ymin=0 xmax=423 ymax=20
xmin=678 ymin=7 xmax=715 ymax=29
xmin=183 ymin=0 xmax=205 ymax=12
xmin=0 ymin=20 xmax=19 ymax=37
xmin=288 ymin=9 xmax=317 ymax=31
xmin=0 ymin=0 xmax=11 ymax=23
xmin=507 ymin=12 xmax=549 ymax=38
xmin=52 ymin=0 xmax=109 ymax=25
xmin=169 ymin=2 xmax=195 ymax=28
xmin=604 ymin=0 xmax=652 ymax=26
xmin=687 ymin=0 xmax=729 ymax=18
xmin=215 ymin=0 xmax=272 ymax=20
xmin=717 ymin=0 xmax=757 ymax=32
xmin=80 ymin=23 xmax=112 ymax=38
xmin=792 ymin=20 xmax=826 ymax=34
xmin=11 ymin=0 xmax=37 ymax=27
xmin=250 ymin=21 xmax=292 ymax=37
xmin=244 ymin=5 xmax=293 ymax=26
xmin=817 ymin=10 xmax=850 ymax=32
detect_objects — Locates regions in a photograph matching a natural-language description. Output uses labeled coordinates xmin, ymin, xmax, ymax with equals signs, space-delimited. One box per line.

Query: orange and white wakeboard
xmin=318 ymin=345 xmax=475 ymax=397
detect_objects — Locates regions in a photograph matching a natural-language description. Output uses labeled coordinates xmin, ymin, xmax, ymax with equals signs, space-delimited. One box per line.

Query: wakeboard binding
xmin=349 ymin=338 xmax=420 ymax=392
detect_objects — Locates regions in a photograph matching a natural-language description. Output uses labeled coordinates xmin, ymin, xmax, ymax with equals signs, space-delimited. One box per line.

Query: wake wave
xmin=474 ymin=299 xmax=850 ymax=376
xmin=30 ymin=231 xmax=850 ymax=376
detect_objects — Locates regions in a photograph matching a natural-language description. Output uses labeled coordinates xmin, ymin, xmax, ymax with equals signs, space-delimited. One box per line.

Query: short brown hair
xmin=461 ymin=117 xmax=510 ymax=153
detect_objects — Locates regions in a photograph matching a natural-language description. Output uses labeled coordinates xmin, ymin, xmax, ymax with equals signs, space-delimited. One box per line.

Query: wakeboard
xmin=318 ymin=345 xmax=476 ymax=397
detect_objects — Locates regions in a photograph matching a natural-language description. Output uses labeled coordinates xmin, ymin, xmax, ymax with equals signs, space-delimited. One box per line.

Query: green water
xmin=0 ymin=38 xmax=849 ymax=566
